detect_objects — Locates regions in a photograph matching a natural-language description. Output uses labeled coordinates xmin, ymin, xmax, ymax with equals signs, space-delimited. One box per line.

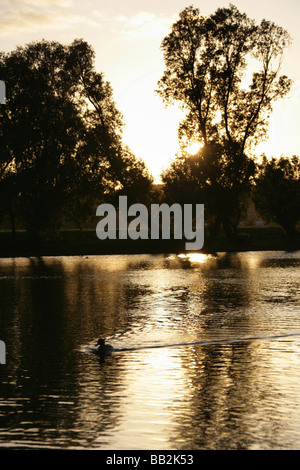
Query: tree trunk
xmin=9 ymin=204 xmax=16 ymax=241
xmin=222 ymin=218 xmax=238 ymax=244
xmin=207 ymin=216 xmax=221 ymax=241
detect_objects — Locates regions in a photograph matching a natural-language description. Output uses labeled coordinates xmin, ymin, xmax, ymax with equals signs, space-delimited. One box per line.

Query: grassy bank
xmin=0 ymin=226 xmax=299 ymax=258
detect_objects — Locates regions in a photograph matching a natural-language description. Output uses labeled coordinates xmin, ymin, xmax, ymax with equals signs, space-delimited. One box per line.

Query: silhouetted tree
xmin=162 ymin=142 xmax=255 ymax=241
xmin=253 ymin=156 xmax=300 ymax=238
xmin=0 ymin=39 xmax=152 ymax=237
xmin=0 ymin=41 xmax=83 ymax=237
xmin=0 ymin=172 xmax=18 ymax=237
xmin=157 ymin=5 xmax=291 ymax=241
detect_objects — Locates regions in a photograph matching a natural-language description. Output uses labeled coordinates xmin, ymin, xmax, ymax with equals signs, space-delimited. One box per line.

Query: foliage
xmin=157 ymin=4 xmax=292 ymax=153
xmin=253 ymin=156 xmax=300 ymax=237
xmin=157 ymin=4 xmax=292 ymax=242
xmin=162 ymin=142 xmax=255 ymax=241
xmin=0 ymin=39 xmax=152 ymax=237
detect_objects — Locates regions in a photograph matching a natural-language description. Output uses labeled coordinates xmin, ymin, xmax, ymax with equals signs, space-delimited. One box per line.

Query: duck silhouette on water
xmin=95 ymin=338 xmax=115 ymax=356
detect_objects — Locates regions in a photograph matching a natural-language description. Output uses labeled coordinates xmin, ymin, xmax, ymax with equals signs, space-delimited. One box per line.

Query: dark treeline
xmin=0 ymin=39 xmax=153 ymax=240
xmin=157 ymin=5 xmax=299 ymax=245
xmin=0 ymin=4 xmax=300 ymax=251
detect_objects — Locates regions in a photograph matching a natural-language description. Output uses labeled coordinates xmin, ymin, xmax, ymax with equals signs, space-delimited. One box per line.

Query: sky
xmin=1 ymin=0 xmax=300 ymax=181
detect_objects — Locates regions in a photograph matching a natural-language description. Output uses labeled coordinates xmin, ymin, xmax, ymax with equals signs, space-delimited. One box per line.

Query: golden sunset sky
xmin=1 ymin=0 xmax=300 ymax=180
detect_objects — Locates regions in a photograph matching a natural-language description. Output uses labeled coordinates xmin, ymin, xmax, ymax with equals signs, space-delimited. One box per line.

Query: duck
xmin=96 ymin=338 xmax=114 ymax=356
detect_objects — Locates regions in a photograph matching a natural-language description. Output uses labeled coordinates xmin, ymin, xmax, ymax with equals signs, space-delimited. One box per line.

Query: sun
xmin=186 ymin=141 xmax=203 ymax=155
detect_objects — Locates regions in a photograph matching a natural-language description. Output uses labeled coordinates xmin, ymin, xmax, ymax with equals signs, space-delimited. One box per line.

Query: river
xmin=0 ymin=251 xmax=300 ymax=449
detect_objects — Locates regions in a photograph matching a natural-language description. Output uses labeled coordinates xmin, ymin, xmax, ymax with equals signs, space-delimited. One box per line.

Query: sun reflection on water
xmin=99 ymin=346 xmax=190 ymax=450
xmin=177 ymin=252 xmax=211 ymax=264
xmin=2 ymin=252 xmax=300 ymax=449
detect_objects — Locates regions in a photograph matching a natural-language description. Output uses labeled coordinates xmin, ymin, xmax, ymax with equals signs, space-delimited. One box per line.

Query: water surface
xmin=1 ymin=251 xmax=300 ymax=449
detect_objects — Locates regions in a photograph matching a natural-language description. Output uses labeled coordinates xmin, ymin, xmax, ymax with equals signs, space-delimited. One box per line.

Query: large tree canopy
xmin=0 ymin=39 xmax=152 ymax=236
xmin=157 ymin=4 xmax=292 ymax=154
xmin=157 ymin=5 xmax=292 ymax=242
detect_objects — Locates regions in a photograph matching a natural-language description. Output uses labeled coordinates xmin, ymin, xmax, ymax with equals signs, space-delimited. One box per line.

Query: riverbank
xmin=0 ymin=227 xmax=299 ymax=258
